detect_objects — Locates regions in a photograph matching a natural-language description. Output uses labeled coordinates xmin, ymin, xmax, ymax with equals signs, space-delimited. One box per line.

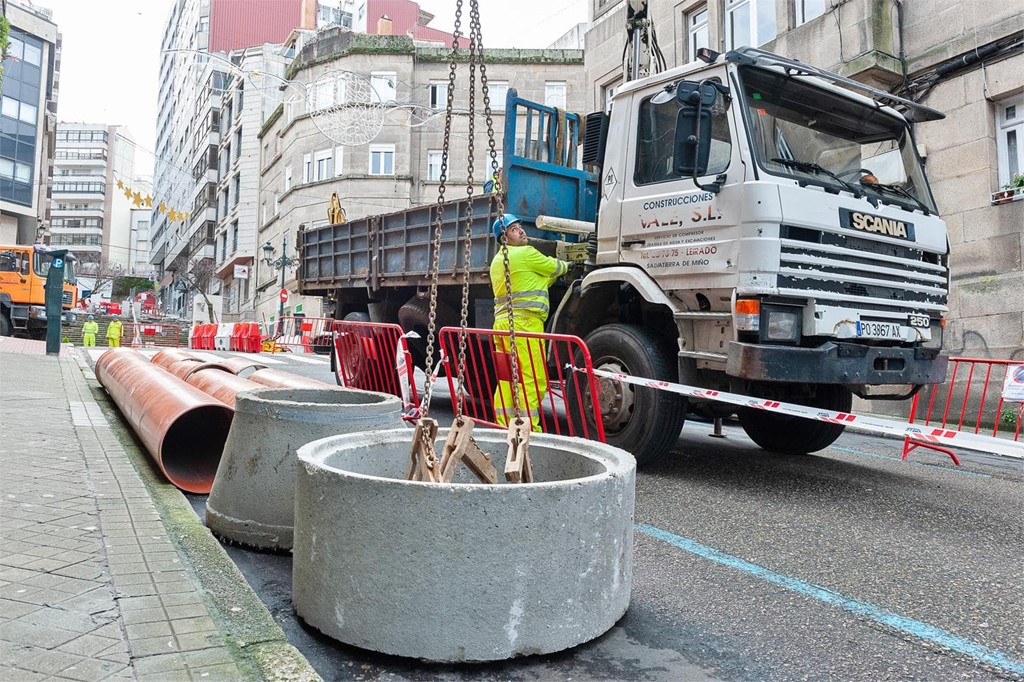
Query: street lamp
xmin=262 ymin=235 xmax=298 ymax=334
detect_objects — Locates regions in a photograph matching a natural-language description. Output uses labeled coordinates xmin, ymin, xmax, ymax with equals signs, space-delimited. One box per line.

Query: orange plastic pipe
xmin=94 ymin=349 xmax=233 ymax=494
xmin=165 ymin=359 xmax=235 ymax=381
xmin=186 ymin=368 xmax=264 ymax=408
xmin=151 ymin=348 xmax=201 ymax=369
xmin=248 ymin=368 xmax=336 ymax=390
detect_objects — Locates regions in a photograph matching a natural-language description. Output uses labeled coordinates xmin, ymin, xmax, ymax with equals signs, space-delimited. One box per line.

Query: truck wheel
xmin=572 ymin=323 xmax=686 ymax=466
xmin=398 ymin=296 xmax=457 ymax=370
xmin=738 ymin=384 xmax=853 ymax=454
xmin=0 ymin=314 xmax=10 ymax=337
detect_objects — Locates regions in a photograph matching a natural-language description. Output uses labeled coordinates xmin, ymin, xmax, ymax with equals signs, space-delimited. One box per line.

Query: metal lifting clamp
xmin=504 ymin=418 xmax=533 ymax=483
xmin=407 ymin=418 xmax=441 ymax=483
xmin=439 ymin=418 xmax=497 ymax=484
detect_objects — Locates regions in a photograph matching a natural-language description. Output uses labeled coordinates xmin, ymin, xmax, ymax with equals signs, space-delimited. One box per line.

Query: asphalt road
xmin=102 ymin=348 xmax=1024 ymax=681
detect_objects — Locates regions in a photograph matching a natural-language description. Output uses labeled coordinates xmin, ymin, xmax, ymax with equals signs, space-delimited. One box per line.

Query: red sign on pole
xmin=280 ymin=288 xmax=289 ymax=304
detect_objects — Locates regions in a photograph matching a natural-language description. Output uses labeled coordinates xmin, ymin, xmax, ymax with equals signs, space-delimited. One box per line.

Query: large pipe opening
xmin=161 ymin=405 xmax=234 ymax=493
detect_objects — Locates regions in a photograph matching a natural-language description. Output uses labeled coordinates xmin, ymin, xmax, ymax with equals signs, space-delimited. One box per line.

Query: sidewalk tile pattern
xmin=1 ymin=346 xmax=244 ymax=680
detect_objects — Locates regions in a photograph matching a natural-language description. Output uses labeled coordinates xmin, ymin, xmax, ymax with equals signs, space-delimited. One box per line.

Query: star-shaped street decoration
xmin=123 ymin=186 xmax=133 ymax=199
xmin=132 ymin=191 xmax=143 ymax=207
xmin=116 ymin=179 xmax=124 ymax=190
xmin=158 ymin=201 xmax=167 ymax=214
xmin=144 ymin=195 xmax=153 ymax=208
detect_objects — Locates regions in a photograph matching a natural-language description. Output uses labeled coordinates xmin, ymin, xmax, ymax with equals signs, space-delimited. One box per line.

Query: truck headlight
xmin=762 ymin=305 xmax=801 ymax=344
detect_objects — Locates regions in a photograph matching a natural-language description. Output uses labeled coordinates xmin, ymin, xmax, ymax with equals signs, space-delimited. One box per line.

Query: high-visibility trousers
xmin=492 ymin=313 xmax=547 ymax=432
xmin=82 ymin=333 xmax=96 ymax=347
xmin=107 ymin=336 xmax=121 ymax=348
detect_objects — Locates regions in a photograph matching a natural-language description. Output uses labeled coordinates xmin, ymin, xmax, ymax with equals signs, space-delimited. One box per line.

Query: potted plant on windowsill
xmin=993 ymin=173 xmax=1024 ymax=205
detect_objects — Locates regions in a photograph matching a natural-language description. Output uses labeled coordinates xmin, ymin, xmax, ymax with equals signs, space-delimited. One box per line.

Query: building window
xmin=369 ymin=144 xmax=395 ymax=175
xmin=601 ymin=80 xmax=620 ymax=113
xmin=997 ymin=94 xmax=1023 ymax=186
xmin=429 ymin=81 xmax=448 ymax=110
xmin=545 ymin=82 xmax=567 ymax=109
xmin=315 ymin=149 xmax=334 ymax=180
xmin=233 ymin=176 xmax=240 ymax=206
xmin=725 ymin=0 xmax=776 ymax=50
xmin=488 ymin=81 xmax=509 ymax=109
xmin=231 ymin=221 xmax=239 ymax=253
xmin=686 ymin=6 xmax=709 ymax=62
xmin=796 ymin=0 xmax=827 ymax=25
xmin=285 ymin=164 xmax=293 ymax=191
xmin=334 ymin=146 xmax=344 ymax=176
xmin=427 ymin=150 xmax=443 ymax=181
xmin=370 ymin=72 xmax=397 ymax=103
xmin=302 ymin=153 xmax=312 ymax=183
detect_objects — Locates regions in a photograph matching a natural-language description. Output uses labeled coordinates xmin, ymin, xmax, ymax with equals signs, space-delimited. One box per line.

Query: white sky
xmin=35 ymin=0 xmax=588 ymax=171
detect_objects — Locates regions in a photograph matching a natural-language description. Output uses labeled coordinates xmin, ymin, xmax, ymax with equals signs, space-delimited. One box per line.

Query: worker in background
xmin=490 ymin=214 xmax=570 ymax=431
xmin=82 ymin=315 xmax=98 ymax=347
xmin=105 ymin=318 xmax=123 ymax=347
xmin=483 ymin=167 xmax=502 ymax=194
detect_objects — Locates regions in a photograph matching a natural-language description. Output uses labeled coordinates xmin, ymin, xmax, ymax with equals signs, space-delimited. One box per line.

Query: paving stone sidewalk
xmin=0 ymin=340 xmax=317 ymax=681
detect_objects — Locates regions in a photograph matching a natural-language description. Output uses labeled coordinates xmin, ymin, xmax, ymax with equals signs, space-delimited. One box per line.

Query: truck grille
xmin=777 ymin=224 xmax=948 ymax=311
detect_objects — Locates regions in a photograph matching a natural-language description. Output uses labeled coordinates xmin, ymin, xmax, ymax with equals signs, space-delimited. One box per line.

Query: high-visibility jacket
xmin=106 ymin=320 xmax=123 ymax=338
xmin=489 ymin=245 xmax=569 ymax=326
xmin=490 ymin=245 xmax=569 ymax=431
xmin=82 ymin=321 xmax=99 ymax=336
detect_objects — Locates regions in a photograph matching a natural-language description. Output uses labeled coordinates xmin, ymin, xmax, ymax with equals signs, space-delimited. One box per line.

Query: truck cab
xmin=0 ymin=245 xmax=79 ymax=337
xmin=554 ymin=47 xmax=949 ymax=461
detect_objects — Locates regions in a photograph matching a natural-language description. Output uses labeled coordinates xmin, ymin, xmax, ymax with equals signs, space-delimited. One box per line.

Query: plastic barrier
xmin=201 ymin=324 xmax=217 ymax=350
xmin=214 ymin=323 xmax=233 ymax=351
xmin=125 ymin=323 xmax=182 ymax=349
xmin=438 ymin=326 xmax=605 ymax=441
xmin=247 ymin=322 xmax=264 ymax=353
xmin=331 ymin=320 xmax=418 ymax=417
xmin=274 ymin=316 xmax=333 ymax=354
xmin=230 ymin=324 xmax=245 ymax=351
xmin=904 ymin=356 xmax=1024 ymax=465
xmin=190 ymin=325 xmax=202 ymax=349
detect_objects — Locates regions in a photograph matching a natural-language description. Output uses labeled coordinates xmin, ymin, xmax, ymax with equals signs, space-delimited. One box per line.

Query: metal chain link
xmin=472 ymin=1 xmax=521 ymax=420
xmin=419 ymin=0 xmax=463 ymax=419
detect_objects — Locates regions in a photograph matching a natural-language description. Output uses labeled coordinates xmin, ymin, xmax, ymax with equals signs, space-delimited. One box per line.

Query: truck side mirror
xmin=672 ymin=81 xmax=723 ymax=191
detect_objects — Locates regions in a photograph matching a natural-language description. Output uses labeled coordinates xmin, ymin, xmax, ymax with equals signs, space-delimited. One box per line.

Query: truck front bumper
xmin=726 ymin=341 xmax=947 ymax=386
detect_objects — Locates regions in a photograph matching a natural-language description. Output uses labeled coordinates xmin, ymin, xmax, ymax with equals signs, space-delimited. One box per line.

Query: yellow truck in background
xmin=0 ymin=244 xmax=78 ymax=338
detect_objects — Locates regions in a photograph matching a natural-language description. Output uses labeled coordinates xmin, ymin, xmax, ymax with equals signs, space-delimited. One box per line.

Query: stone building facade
xmin=253 ymin=30 xmax=585 ymax=325
xmin=584 ymin=0 xmax=1024 ymax=360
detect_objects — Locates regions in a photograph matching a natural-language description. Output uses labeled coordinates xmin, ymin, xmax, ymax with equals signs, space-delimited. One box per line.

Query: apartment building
xmin=210 ymin=44 xmax=291 ymax=319
xmin=253 ymin=29 xmax=585 ymax=324
xmin=50 ymin=123 xmax=134 ymax=267
xmin=585 ymin=0 xmax=1024 ymax=359
xmin=150 ymin=0 xmax=314 ymax=317
xmin=0 ymin=0 xmax=59 ymax=245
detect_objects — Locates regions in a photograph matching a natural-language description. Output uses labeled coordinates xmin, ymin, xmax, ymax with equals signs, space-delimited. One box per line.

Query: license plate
xmin=856 ymin=321 xmax=901 ymax=339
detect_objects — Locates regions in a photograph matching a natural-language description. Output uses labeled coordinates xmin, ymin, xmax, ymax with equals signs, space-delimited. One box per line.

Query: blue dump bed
xmin=298 ymin=90 xmax=598 ymax=294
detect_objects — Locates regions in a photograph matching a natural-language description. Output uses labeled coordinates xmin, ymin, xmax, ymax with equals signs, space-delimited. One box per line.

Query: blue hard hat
xmin=492 ymin=213 xmax=520 ymax=238
xmin=87 ymin=315 xmax=94 ymax=319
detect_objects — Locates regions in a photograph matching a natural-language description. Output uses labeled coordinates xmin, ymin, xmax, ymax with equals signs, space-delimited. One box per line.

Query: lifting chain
xmin=409 ymin=0 xmax=527 ymax=484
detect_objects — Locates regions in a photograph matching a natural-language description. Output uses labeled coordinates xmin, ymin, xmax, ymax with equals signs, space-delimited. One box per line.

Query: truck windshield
xmin=33 ymin=252 xmax=77 ymax=284
xmin=738 ymin=66 xmax=937 ymax=214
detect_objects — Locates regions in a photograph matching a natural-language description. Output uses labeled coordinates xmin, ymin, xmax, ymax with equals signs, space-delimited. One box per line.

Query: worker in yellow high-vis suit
xmin=105 ymin=318 xmax=123 ymax=347
xmin=490 ymin=214 xmax=570 ymax=431
xmin=81 ymin=315 xmax=98 ymax=347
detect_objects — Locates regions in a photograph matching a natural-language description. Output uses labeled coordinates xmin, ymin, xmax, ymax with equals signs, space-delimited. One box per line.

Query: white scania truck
xmin=300 ymin=45 xmax=950 ymax=466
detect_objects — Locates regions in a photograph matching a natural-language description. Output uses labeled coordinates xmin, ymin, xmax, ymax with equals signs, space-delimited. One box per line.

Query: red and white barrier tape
xmin=569 ymin=365 xmax=1024 ymax=460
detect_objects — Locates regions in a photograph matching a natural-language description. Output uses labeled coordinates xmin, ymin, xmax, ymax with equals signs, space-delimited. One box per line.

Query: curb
xmin=71 ymin=351 xmax=321 ymax=681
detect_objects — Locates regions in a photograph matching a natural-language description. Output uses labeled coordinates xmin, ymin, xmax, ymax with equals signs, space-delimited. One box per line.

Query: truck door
xmin=0 ymin=248 xmax=33 ymax=305
xmin=618 ymin=77 xmax=742 ymax=291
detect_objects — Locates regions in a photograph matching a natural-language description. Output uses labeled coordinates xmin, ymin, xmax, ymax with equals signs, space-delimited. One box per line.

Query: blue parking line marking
xmin=828 ymin=446 xmax=991 ymax=478
xmin=636 ymin=524 xmax=1024 ymax=675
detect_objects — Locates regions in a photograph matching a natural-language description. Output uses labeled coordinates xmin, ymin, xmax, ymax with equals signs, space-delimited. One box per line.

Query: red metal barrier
xmin=276 ymin=316 xmax=333 ymax=354
xmin=331 ymin=320 xmax=418 ymax=416
xmin=438 ymin=326 xmax=605 ymax=441
xmin=127 ymin=323 xmax=181 ymax=349
xmin=904 ymin=356 xmax=1024 ymax=465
